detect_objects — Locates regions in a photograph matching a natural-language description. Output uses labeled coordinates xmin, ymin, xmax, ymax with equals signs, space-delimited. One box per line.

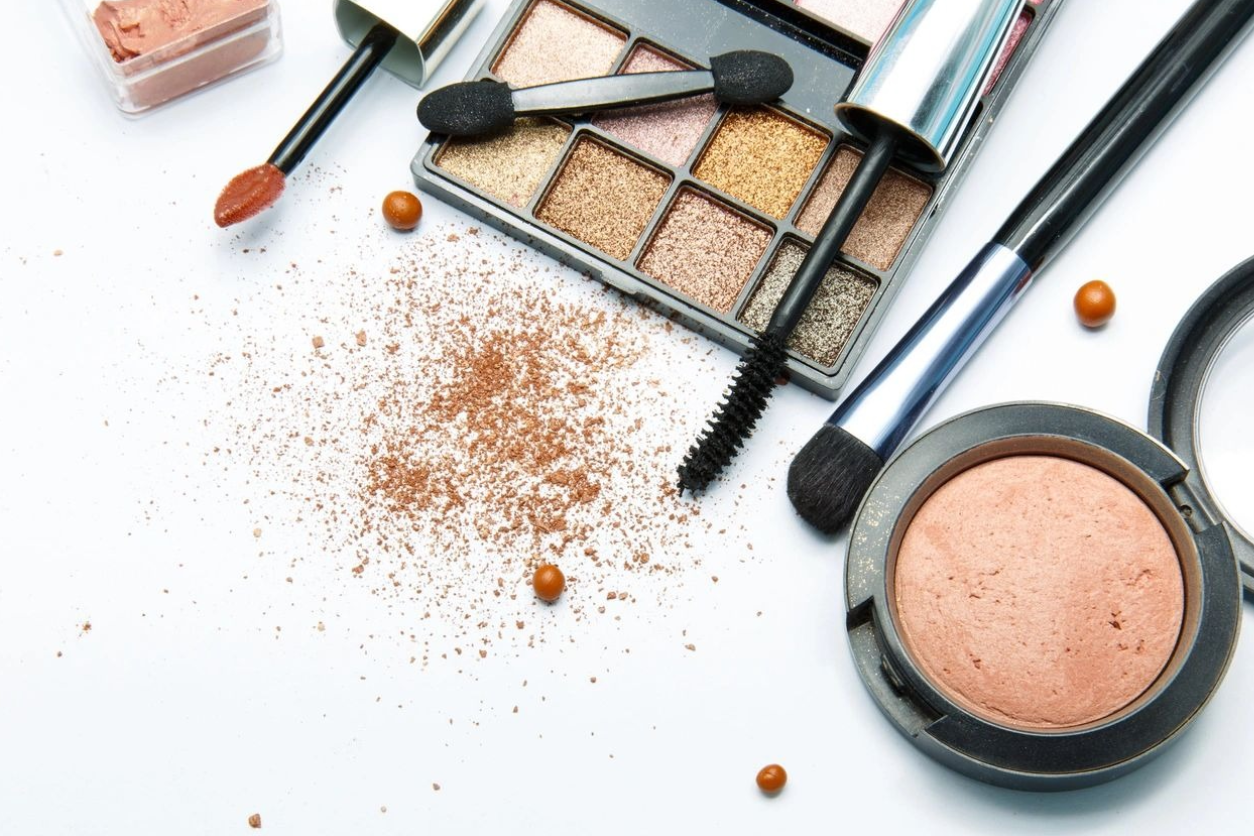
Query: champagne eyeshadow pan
xmin=414 ymin=0 xmax=1066 ymax=397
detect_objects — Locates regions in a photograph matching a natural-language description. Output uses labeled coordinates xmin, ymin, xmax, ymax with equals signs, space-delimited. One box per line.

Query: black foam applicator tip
xmin=710 ymin=51 xmax=794 ymax=105
xmin=786 ymin=424 xmax=884 ymax=535
xmin=418 ymin=81 xmax=516 ymax=136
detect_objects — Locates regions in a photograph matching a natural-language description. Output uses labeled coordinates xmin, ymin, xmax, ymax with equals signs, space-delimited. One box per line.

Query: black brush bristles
xmin=677 ymin=331 xmax=788 ymax=494
xmin=786 ymin=423 xmax=884 ymax=534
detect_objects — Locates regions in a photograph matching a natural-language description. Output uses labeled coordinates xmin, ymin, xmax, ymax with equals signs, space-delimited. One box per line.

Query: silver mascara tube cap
xmin=334 ymin=0 xmax=485 ymax=88
xmin=835 ymin=0 xmax=1023 ymax=173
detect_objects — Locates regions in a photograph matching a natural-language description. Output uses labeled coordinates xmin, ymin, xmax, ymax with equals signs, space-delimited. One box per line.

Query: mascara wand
xmin=677 ymin=0 xmax=1024 ymax=494
xmin=677 ymin=135 xmax=897 ymax=493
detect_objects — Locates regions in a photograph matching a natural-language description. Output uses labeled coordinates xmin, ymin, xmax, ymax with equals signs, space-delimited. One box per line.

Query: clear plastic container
xmin=60 ymin=0 xmax=283 ymax=115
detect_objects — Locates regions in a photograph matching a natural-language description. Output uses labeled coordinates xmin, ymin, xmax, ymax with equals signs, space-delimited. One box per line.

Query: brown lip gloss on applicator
xmin=214 ymin=0 xmax=483 ymax=227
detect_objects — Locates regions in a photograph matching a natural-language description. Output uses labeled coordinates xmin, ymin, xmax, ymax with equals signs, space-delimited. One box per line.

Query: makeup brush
xmin=788 ymin=0 xmax=1254 ymax=534
xmin=214 ymin=22 xmax=399 ymax=228
xmin=417 ymin=50 xmax=793 ymax=137
xmin=677 ymin=0 xmax=1024 ymax=495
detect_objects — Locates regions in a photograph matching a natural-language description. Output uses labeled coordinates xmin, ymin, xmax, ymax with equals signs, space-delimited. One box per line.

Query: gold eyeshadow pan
xmin=413 ymin=0 xmax=1064 ymax=398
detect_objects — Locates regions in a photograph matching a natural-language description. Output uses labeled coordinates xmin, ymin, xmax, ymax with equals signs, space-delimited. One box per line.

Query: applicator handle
xmin=996 ymin=0 xmax=1254 ymax=270
xmin=268 ymin=22 xmax=399 ymax=175
xmin=512 ymin=70 xmax=714 ymax=114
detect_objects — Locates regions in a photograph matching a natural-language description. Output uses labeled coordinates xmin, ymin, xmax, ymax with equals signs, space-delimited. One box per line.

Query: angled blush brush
xmin=677 ymin=0 xmax=1024 ymax=495
xmin=417 ymin=50 xmax=793 ymax=137
xmin=788 ymin=0 xmax=1254 ymax=534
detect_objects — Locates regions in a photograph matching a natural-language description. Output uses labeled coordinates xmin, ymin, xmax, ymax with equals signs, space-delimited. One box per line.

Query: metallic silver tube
xmin=836 ymin=0 xmax=1024 ymax=172
xmin=832 ymin=243 xmax=1032 ymax=457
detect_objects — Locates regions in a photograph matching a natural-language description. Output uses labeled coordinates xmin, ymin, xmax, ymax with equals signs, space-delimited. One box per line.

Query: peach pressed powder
xmin=893 ymin=455 xmax=1184 ymax=730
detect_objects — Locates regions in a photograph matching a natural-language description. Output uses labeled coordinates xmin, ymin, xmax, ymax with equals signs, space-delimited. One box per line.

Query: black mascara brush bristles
xmin=677 ymin=331 xmax=788 ymax=494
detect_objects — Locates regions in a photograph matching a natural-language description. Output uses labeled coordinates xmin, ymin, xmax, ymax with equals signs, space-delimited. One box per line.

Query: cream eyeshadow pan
xmin=415 ymin=0 xmax=1060 ymax=398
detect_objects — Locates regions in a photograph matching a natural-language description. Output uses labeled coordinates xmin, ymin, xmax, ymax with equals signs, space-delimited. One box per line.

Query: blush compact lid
xmin=843 ymin=256 xmax=1254 ymax=790
xmin=1149 ymin=255 xmax=1254 ymax=593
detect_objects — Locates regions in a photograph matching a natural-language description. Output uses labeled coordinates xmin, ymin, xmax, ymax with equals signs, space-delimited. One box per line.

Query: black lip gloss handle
xmin=995 ymin=0 xmax=1254 ymax=271
xmin=267 ymin=22 xmax=400 ymax=175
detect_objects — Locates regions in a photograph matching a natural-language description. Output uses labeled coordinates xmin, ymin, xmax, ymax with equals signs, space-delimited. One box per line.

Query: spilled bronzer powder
xmin=893 ymin=455 xmax=1184 ymax=730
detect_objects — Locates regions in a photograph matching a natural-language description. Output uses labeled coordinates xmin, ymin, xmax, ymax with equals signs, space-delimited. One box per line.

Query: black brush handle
xmin=768 ymin=134 xmax=897 ymax=336
xmin=268 ymin=22 xmax=399 ymax=174
xmin=996 ymin=0 xmax=1254 ymax=269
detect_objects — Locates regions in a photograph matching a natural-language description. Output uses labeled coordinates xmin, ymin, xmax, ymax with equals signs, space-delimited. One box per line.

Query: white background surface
xmin=3 ymin=0 xmax=1254 ymax=833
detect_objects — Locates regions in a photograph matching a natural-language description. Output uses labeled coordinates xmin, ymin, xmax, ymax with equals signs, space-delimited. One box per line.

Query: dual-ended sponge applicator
xmin=417 ymin=50 xmax=793 ymax=137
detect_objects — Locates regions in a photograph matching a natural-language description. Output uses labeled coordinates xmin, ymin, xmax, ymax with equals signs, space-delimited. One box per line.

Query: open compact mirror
xmin=1197 ymin=320 xmax=1254 ymax=543
xmin=1151 ymin=255 xmax=1254 ymax=591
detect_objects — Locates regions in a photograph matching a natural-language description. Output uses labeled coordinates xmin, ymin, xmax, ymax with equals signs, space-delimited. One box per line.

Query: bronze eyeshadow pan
xmin=413 ymin=0 xmax=1065 ymax=398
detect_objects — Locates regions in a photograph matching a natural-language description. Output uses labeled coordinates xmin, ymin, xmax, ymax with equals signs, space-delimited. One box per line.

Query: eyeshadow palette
xmin=414 ymin=0 xmax=1063 ymax=398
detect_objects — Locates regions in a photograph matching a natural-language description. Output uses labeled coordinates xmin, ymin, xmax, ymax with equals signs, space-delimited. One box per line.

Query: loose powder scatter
xmin=740 ymin=242 xmax=877 ymax=367
xmin=247 ymin=812 xmax=261 ymax=829
xmin=797 ymin=146 xmax=931 ymax=270
xmin=639 ymin=190 xmax=771 ymax=313
xmin=216 ymin=223 xmax=730 ymax=665
xmin=355 ymin=331 xmax=368 ymax=347
xmin=311 ymin=336 xmax=325 ymax=349
xmin=694 ymin=108 xmax=828 ymax=219
xmin=437 ymin=119 xmax=571 ymax=209
xmin=594 ymin=46 xmax=717 ymax=167
xmin=537 ymin=138 xmax=669 ymax=260
xmin=894 ymin=456 xmax=1184 ymax=730
xmin=492 ymin=0 xmax=625 ymax=87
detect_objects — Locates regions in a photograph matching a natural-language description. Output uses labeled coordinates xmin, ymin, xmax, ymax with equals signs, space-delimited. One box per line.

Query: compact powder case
xmin=413 ymin=0 xmax=1064 ymax=398
xmin=845 ymin=257 xmax=1254 ymax=790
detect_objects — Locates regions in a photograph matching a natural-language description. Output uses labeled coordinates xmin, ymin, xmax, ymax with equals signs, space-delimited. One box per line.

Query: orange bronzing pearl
xmin=1074 ymin=280 xmax=1116 ymax=328
xmin=382 ymin=191 xmax=423 ymax=231
xmin=532 ymin=564 xmax=565 ymax=602
xmin=756 ymin=764 xmax=787 ymax=794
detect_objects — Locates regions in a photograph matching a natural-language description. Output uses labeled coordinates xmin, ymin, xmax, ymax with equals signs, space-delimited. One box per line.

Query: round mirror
xmin=1197 ymin=312 xmax=1254 ymax=541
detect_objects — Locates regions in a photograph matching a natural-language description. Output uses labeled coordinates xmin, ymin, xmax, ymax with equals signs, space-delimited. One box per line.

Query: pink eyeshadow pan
xmin=638 ymin=189 xmax=771 ymax=313
xmin=893 ymin=456 xmax=1185 ymax=731
xmin=984 ymin=10 xmax=1034 ymax=95
xmin=593 ymin=46 xmax=718 ymax=167
xmin=795 ymin=0 xmax=903 ymax=43
xmin=493 ymin=0 xmax=626 ymax=87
